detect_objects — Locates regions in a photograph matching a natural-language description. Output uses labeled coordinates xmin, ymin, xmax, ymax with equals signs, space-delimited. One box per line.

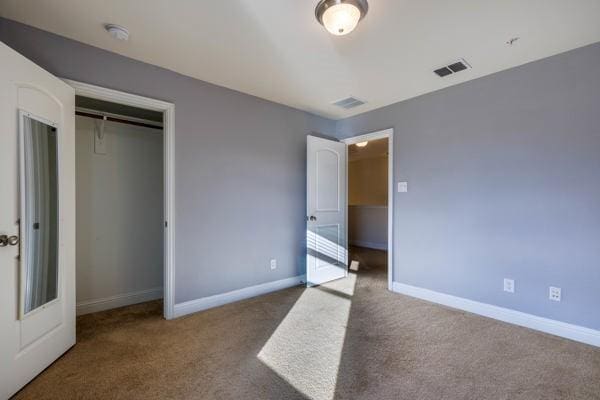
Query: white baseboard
xmin=173 ymin=275 xmax=305 ymax=318
xmin=76 ymin=287 xmax=163 ymax=316
xmin=350 ymin=240 xmax=388 ymax=250
xmin=392 ymin=282 xmax=600 ymax=348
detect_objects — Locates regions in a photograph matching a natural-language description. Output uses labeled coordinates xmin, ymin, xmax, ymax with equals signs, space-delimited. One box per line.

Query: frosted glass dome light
xmin=322 ymin=4 xmax=360 ymax=36
xmin=316 ymin=0 xmax=369 ymax=36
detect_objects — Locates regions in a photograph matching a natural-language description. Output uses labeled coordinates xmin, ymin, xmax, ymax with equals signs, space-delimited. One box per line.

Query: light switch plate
xmin=398 ymin=182 xmax=408 ymax=193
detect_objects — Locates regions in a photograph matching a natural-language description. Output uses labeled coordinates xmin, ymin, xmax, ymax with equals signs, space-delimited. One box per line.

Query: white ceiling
xmin=1 ymin=0 xmax=599 ymax=119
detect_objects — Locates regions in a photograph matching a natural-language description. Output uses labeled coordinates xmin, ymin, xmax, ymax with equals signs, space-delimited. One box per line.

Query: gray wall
xmin=336 ymin=42 xmax=600 ymax=330
xmin=76 ymin=116 xmax=163 ymax=304
xmin=0 ymin=18 xmax=336 ymax=304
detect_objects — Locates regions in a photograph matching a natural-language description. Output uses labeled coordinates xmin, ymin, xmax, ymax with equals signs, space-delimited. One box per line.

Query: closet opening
xmin=347 ymin=137 xmax=389 ymax=286
xmin=75 ymin=95 xmax=165 ymax=316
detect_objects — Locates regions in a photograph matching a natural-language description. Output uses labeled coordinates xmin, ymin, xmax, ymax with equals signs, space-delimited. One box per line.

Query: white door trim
xmin=62 ymin=79 xmax=176 ymax=320
xmin=342 ymin=128 xmax=394 ymax=291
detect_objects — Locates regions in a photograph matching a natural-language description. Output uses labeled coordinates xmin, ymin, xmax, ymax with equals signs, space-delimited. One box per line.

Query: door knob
xmin=309 ymin=216 xmax=317 ymax=221
xmin=0 ymin=235 xmax=19 ymax=247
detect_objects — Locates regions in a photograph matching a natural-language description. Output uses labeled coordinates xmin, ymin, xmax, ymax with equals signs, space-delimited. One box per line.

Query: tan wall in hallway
xmin=348 ymin=155 xmax=388 ymax=249
xmin=349 ymin=156 xmax=388 ymax=206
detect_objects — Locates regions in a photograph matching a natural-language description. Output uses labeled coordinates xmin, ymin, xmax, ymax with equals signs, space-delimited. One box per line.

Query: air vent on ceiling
xmin=333 ymin=96 xmax=366 ymax=110
xmin=434 ymin=58 xmax=471 ymax=77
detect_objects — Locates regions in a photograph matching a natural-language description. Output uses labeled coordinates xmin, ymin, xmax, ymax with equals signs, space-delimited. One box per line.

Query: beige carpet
xmin=13 ymin=247 xmax=600 ymax=400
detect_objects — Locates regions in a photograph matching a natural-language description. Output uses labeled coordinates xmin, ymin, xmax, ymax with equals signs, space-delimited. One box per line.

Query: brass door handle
xmin=0 ymin=235 xmax=19 ymax=247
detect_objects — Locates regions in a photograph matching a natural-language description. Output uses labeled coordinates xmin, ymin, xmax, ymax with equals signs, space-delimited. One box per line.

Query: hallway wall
xmin=348 ymin=156 xmax=388 ymax=206
xmin=348 ymin=154 xmax=388 ymax=250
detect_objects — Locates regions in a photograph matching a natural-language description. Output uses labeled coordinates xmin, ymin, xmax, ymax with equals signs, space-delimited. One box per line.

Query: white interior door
xmin=306 ymin=135 xmax=347 ymax=286
xmin=0 ymin=41 xmax=76 ymax=398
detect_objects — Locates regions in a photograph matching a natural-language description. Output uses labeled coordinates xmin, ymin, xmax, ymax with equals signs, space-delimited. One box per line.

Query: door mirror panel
xmin=19 ymin=112 xmax=59 ymax=316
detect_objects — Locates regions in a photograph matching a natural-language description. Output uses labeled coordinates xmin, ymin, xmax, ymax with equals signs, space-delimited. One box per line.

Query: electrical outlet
xmin=270 ymin=259 xmax=277 ymax=270
xmin=549 ymin=286 xmax=561 ymax=302
xmin=503 ymin=278 xmax=515 ymax=293
xmin=397 ymin=182 xmax=408 ymax=193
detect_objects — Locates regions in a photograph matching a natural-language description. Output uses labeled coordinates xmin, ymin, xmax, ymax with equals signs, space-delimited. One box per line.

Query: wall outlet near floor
xmin=503 ymin=278 xmax=515 ymax=293
xmin=270 ymin=259 xmax=277 ymax=270
xmin=549 ymin=286 xmax=561 ymax=302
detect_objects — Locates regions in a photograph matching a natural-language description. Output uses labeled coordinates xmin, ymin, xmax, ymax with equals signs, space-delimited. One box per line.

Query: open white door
xmin=0 ymin=42 xmax=76 ymax=398
xmin=306 ymin=136 xmax=347 ymax=286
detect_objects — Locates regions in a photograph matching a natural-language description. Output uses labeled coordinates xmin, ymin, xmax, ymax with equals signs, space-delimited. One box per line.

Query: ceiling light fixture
xmin=104 ymin=24 xmax=129 ymax=41
xmin=315 ymin=0 xmax=369 ymax=36
xmin=355 ymin=141 xmax=368 ymax=147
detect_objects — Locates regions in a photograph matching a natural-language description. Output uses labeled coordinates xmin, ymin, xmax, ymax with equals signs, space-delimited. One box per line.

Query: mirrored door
xmin=0 ymin=41 xmax=75 ymax=399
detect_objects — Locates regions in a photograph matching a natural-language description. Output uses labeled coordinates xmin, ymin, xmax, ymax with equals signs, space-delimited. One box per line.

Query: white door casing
xmin=306 ymin=136 xmax=347 ymax=286
xmin=0 ymin=41 xmax=76 ymax=398
xmin=64 ymin=79 xmax=176 ymax=320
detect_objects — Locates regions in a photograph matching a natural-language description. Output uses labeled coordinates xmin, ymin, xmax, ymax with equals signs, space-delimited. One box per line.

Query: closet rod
xmin=75 ymin=107 xmax=163 ymax=130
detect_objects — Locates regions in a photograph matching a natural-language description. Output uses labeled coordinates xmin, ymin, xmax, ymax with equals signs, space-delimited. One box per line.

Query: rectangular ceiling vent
xmin=434 ymin=58 xmax=471 ymax=78
xmin=333 ymin=96 xmax=366 ymax=110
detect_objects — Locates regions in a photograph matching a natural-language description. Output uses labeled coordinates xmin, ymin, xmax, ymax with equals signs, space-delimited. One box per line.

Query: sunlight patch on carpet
xmin=257 ymin=273 xmax=357 ymax=400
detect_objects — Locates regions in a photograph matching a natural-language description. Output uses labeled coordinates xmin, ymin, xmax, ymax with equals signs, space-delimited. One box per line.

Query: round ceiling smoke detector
xmin=104 ymin=24 xmax=129 ymax=41
xmin=315 ymin=0 xmax=369 ymax=36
